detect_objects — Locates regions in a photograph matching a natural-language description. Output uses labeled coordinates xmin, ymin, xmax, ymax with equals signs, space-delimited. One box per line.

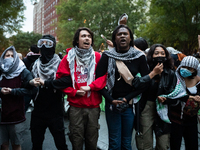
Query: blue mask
xmin=180 ymin=68 xmax=192 ymax=78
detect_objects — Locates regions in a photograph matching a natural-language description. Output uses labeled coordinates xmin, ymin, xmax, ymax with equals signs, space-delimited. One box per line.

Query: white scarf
xmin=32 ymin=54 xmax=61 ymax=80
xmin=67 ymin=46 xmax=95 ymax=94
xmin=0 ymin=46 xmax=26 ymax=80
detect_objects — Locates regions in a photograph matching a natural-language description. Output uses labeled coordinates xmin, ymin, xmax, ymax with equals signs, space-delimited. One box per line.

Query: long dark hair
xmin=112 ymin=25 xmax=134 ymax=48
xmin=72 ymin=27 xmax=94 ymax=47
xmin=147 ymin=44 xmax=174 ymax=70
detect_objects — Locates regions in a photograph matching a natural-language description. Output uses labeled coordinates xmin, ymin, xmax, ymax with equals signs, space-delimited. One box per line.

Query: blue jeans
xmin=105 ymin=106 xmax=134 ymax=150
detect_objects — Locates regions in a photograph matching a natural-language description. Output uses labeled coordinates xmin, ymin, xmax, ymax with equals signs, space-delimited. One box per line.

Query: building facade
xmin=33 ymin=0 xmax=59 ymax=41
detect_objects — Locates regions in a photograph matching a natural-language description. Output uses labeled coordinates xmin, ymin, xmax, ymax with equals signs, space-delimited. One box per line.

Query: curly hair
xmin=147 ymin=44 xmax=174 ymax=70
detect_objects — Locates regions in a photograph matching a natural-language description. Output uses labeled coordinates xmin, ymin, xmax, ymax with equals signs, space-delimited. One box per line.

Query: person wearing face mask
xmin=30 ymin=35 xmax=69 ymax=150
xmin=135 ymin=44 xmax=177 ymax=150
xmin=0 ymin=46 xmax=37 ymax=150
xmin=168 ymin=56 xmax=200 ymax=150
xmin=22 ymin=45 xmax=41 ymax=112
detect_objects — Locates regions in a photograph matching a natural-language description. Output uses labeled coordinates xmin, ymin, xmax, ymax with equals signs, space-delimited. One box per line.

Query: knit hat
xmin=180 ymin=56 xmax=199 ymax=70
xmin=42 ymin=34 xmax=56 ymax=46
xmin=30 ymin=45 xmax=39 ymax=53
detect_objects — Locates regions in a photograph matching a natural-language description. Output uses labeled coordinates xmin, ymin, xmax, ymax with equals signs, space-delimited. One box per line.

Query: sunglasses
xmin=37 ymin=39 xmax=54 ymax=48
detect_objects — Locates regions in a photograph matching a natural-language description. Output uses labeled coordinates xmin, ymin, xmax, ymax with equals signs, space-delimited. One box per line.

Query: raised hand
xmin=153 ymin=63 xmax=163 ymax=75
xmin=106 ymin=40 xmax=114 ymax=47
xmin=149 ymin=63 xmax=163 ymax=79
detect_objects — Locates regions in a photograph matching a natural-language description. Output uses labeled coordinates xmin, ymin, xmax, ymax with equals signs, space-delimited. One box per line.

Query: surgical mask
xmin=152 ymin=57 xmax=167 ymax=63
xmin=180 ymin=68 xmax=192 ymax=78
xmin=1 ymin=57 xmax=14 ymax=72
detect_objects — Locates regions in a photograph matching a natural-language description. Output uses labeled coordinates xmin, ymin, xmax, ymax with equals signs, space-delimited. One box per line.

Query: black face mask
xmin=152 ymin=57 xmax=167 ymax=64
xmin=150 ymin=56 xmax=167 ymax=71
xmin=40 ymin=45 xmax=55 ymax=64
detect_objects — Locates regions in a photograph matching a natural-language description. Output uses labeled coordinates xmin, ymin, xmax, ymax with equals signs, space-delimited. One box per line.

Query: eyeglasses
xmin=37 ymin=39 xmax=54 ymax=48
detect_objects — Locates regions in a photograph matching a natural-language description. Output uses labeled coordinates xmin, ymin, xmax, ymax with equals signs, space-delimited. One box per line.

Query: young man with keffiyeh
xmin=56 ymin=27 xmax=104 ymax=150
xmin=0 ymin=46 xmax=37 ymax=150
xmin=30 ymin=35 xmax=70 ymax=150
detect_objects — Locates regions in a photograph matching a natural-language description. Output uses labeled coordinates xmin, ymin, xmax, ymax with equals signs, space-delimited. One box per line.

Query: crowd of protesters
xmin=1 ymin=13 xmax=200 ymax=150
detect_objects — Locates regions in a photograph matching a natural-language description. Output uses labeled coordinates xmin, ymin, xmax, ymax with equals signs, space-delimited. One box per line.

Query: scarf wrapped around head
xmin=0 ymin=46 xmax=26 ymax=80
xmin=104 ymin=46 xmax=145 ymax=95
xmin=175 ymin=56 xmax=199 ymax=117
xmin=176 ymin=56 xmax=199 ymax=90
xmin=156 ymin=56 xmax=200 ymax=123
xmin=32 ymin=54 xmax=61 ymax=80
xmin=67 ymin=46 xmax=95 ymax=90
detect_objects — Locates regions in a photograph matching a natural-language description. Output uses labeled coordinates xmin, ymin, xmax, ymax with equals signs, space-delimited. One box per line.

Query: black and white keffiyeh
xmin=0 ymin=46 xmax=26 ymax=80
xmin=175 ymin=56 xmax=200 ymax=117
xmin=32 ymin=54 xmax=61 ymax=80
xmin=176 ymin=56 xmax=199 ymax=89
xmin=104 ymin=46 xmax=145 ymax=95
xmin=67 ymin=46 xmax=95 ymax=89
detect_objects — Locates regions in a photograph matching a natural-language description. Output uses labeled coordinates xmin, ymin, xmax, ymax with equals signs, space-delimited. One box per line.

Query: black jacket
xmin=23 ymin=55 xmax=40 ymax=71
xmin=134 ymin=68 xmax=177 ymax=112
xmin=133 ymin=68 xmax=177 ymax=135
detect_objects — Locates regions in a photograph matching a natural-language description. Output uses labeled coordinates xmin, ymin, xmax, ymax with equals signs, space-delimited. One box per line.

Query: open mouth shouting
xmin=120 ymin=39 xmax=126 ymax=44
xmin=78 ymin=30 xmax=92 ymax=49
xmin=84 ymin=42 xmax=90 ymax=45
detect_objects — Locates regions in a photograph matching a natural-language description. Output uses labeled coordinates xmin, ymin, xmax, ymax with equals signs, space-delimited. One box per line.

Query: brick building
xmin=33 ymin=0 xmax=59 ymax=42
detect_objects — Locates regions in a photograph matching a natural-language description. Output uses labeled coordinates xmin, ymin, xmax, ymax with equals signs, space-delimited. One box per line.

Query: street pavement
xmin=21 ymin=109 xmax=200 ymax=150
xmin=97 ymin=111 xmax=200 ymax=150
xmin=21 ymin=108 xmax=71 ymax=150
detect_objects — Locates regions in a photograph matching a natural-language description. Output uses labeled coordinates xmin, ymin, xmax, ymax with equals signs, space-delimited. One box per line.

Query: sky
xmin=22 ymin=0 xmax=34 ymax=33
xmin=5 ymin=0 xmax=34 ymax=38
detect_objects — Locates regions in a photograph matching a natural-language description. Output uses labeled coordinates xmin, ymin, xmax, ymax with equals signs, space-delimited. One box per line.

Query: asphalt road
xmin=19 ymin=109 xmax=200 ymax=150
xmin=21 ymin=110 xmax=72 ymax=150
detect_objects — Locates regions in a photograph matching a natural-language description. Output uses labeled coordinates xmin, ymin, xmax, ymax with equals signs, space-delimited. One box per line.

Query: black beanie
xmin=30 ymin=45 xmax=39 ymax=53
xmin=42 ymin=34 xmax=56 ymax=47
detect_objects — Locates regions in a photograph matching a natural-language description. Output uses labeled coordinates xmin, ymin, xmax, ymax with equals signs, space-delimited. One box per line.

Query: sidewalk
xmin=97 ymin=111 xmax=200 ymax=150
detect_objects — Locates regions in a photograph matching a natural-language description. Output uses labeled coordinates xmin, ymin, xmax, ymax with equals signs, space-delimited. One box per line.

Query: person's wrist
xmin=152 ymin=70 xmax=157 ymax=76
xmin=123 ymin=98 xmax=127 ymax=102
xmin=189 ymin=95 xmax=193 ymax=99
xmin=29 ymin=79 xmax=34 ymax=86
xmin=149 ymin=71 xmax=156 ymax=79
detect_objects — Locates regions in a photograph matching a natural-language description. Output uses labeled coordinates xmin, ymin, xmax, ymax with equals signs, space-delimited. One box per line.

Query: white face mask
xmin=1 ymin=57 xmax=14 ymax=72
